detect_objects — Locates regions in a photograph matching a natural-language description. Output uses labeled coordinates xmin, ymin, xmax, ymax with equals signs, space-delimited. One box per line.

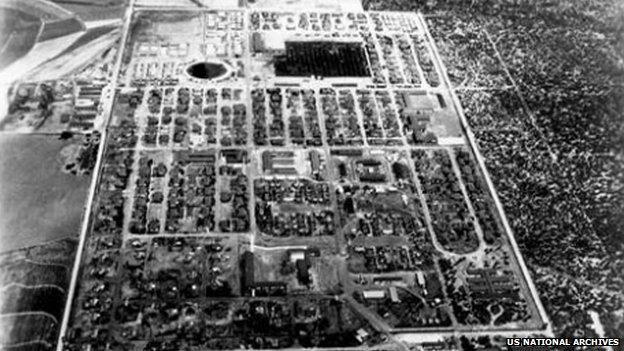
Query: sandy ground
xmin=24 ymin=27 xmax=120 ymax=81
xmin=0 ymin=31 xmax=84 ymax=83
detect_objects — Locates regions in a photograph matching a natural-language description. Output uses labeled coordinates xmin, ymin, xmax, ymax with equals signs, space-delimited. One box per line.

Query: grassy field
xmin=0 ymin=134 xmax=91 ymax=252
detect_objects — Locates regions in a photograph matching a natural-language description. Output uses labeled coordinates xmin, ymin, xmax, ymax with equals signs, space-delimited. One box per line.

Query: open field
xmin=0 ymin=238 xmax=76 ymax=349
xmin=0 ymin=134 xmax=91 ymax=252
xmin=50 ymin=0 xmax=126 ymax=21
xmin=0 ymin=8 xmax=41 ymax=70
xmin=0 ymin=313 xmax=57 ymax=347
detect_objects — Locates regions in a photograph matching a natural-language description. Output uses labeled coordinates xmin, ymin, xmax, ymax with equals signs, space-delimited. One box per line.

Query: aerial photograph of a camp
xmin=0 ymin=0 xmax=622 ymax=350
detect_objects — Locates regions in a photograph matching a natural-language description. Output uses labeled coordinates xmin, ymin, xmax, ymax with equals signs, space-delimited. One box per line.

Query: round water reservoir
xmin=186 ymin=61 xmax=227 ymax=80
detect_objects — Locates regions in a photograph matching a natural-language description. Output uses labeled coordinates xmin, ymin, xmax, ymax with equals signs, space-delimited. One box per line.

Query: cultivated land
xmin=0 ymin=239 xmax=76 ymax=349
xmin=57 ymin=3 xmax=551 ymax=351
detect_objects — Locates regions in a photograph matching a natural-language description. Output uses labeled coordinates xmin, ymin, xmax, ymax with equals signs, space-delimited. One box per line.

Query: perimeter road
xmin=417 ymin=13 xmax=552 ymax=335
xmin=55 ymin=1 xmax=136 ymax=349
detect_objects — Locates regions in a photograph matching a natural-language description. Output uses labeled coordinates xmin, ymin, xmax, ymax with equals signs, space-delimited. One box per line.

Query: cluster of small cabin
xmin=69 ymin=81 xmax=104 ymax=130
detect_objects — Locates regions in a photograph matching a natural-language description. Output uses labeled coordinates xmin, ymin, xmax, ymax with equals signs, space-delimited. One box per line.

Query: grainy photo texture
xmin=0 ymin=0 xmax=622 ymax=350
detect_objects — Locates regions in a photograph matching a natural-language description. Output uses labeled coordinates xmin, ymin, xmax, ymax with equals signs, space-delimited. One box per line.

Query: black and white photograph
xmin=0 ymin=0 xmax=622 ymax=350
